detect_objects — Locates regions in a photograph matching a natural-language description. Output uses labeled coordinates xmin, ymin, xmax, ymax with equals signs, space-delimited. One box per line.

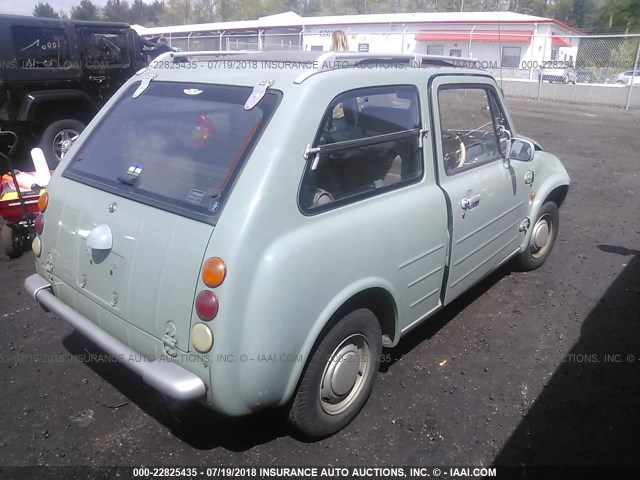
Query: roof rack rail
xmin=151 ymin=50 xmax=256 ymax=64
xmin=294 ymin=52 xmax=477 ymax=83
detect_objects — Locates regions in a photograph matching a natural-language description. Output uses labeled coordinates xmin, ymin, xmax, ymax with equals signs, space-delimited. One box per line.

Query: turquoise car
xmin=24 ymin=51 xmax=569 ymax=438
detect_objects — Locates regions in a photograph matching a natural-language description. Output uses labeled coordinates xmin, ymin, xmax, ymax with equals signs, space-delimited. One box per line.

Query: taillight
xmin=32 ymin=236 xmax=42 ymax=257
xmin=34 ymin=213 xmax=44 ymax=235
xmin=38 ymin=192 xmax=48 ymax=212
xmin=195 ymin=290 xmax=219 ymax=321
xmin=191 ymin=323 xmax=213 ymax=353
xmin=193 ymin=257 xmax=225 ymax=352
xmin=202 ymin=257 xmax=226 ymax=288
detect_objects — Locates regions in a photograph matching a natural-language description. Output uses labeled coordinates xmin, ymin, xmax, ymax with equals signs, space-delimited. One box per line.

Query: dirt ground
xmin=0 ymin=99 xmax=639 ymax=470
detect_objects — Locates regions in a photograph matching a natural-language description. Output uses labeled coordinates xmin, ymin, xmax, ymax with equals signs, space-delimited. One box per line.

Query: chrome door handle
xmin=461 ymin=194 xmax=481 ymax=210
xmin=89 ymin=75 xmax=107 ymax=83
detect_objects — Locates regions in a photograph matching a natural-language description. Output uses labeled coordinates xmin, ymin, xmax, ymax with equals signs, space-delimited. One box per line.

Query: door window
xmin=299 ymin=86 xmax=422 ymax=212
xmin=82 ymin=30 xmax=130 ymax=67
xmin=438 ymin=86 xmax=509 ymax=174
xmin=11 ymin=26 xmax=71 ymax=69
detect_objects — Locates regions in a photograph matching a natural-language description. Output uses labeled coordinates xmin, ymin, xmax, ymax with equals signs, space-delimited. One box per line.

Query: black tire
xmin=288 ymin=308 xmax=382 ymax=438
xmin=1 ymin=224 xmax=25 ymax=259
xmin=514 ymin=201 xmax=560 ymax=271
xmin=39 ymin=119 xmax=85 ymax=169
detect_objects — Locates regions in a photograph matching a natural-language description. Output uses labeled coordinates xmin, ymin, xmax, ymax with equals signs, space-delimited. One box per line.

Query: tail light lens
xmin=195 ymin=290 xmax=219 ymax=321
xmin=32 ymin=236 xmax=42 ymax=257
xmin=191 ymin=323 xmax=213 ymax=353
xmin=38 ymin=192 xmax=48 ymax=212
xmin=34 ymin=213 xmax=44 ymax=235
xmin=202 ymin=257 xmax=226 ymax=288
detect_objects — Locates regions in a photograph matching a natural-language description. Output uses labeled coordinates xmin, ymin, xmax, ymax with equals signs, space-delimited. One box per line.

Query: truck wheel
xmin=1 ymin=224 xmax=25 ymax=259
xmin=514 ymin=201 xmax=560 ymax=271
xmin=288 ymin=308 xmax=382 ymax=438
xmin=40 ymin=119 xmax=85 ymax=169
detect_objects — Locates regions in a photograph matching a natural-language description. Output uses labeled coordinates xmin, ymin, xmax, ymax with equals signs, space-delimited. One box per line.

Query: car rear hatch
xmin=47 ymin=80 xmax=279 ymax=351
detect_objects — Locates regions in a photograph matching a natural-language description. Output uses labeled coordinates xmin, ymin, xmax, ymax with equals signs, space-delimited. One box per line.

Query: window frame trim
xmin=436 ymin=83 xmax=510 ymax=177
xmin=298 ymin=84 xmax=424 ymax=216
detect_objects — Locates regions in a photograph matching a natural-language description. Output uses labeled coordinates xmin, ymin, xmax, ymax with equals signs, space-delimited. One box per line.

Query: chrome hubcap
xmin=53 ymin=129 xmax=80 ymax=161
xmin=320 ymin=334 xmax=371 ymax=415
xmin=530 ymin=214 xmax=552 ymax=258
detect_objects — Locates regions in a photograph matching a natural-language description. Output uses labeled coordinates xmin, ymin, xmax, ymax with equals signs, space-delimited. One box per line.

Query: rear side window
xmin=64 ymin=82 xmax=279 ymax=222
xmin=300 ymin=85 xmax=422 ymax=212
xmin=11 ymin=26 xmax=71 ymax=69
xmin=81 ymin=30 xmax=130 ymax=67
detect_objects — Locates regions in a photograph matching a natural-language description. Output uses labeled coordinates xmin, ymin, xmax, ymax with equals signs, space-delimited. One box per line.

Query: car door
xmin=76 ymin=25 xmax=132 ymax=104
xmin=430 ymin=76 xmax=530 ymax=304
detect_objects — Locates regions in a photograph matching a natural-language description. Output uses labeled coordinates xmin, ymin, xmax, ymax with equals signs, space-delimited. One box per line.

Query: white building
xmin=133 ymin=10 xmax=583 ymax=72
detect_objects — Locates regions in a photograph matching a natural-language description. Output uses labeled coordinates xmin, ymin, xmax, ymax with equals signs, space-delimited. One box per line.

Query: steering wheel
xmin=455 ymin=136 xmax=466 ymax=168
xmin=448 ymin=134 xmax=466 ymax=168
xmin=443 ymin=132 xmax=466 ymax=170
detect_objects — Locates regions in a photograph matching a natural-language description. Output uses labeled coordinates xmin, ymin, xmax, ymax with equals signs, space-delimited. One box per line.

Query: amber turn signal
xmin=202 ymin=257 xmax=226 ymax=288
xmin=38 ymin=192 xmax=49 ymax=212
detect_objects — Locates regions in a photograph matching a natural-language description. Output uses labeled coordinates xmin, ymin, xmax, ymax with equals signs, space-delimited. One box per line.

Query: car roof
xmin=0 ymin=13 xmax=129 ymax=29
xmin=144 ymin=50 xmax=489 ymax=87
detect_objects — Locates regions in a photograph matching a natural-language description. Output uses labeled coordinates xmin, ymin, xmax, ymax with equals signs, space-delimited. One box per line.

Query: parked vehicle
xmin=0 ymin=130 xmax=49 ymax=258
xmin=612 ymin=70 xmax=640 ymax=85
xmin=24 ymin=50 xmax=570 ymax=438
xmin=0 ymin=14 xmax=173 ymax=168
xmin=538 ymin=61 xmax=577 ymax=84
xmin=575 ymin=68 xmax=596 ymax=84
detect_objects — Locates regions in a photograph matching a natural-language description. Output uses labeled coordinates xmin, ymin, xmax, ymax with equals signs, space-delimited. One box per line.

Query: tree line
xmin=31 ymin=0 xmax=640 ymax=33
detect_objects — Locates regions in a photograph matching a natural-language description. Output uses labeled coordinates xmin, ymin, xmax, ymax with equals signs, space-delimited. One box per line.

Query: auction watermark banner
xmin=0 ymin=466 xmax=636 ymax=479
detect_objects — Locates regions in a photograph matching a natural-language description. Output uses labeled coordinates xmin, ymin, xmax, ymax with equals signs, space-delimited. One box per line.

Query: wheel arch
xmin=17 ymin=90 xmax=97 ymax=124
xmin=281 ymin=281 xmax=399 ymax=406
xmin=543 ymin=184 xmax=569 ymax=209
xmin=521 ymin=174 xmax=570 ymax=254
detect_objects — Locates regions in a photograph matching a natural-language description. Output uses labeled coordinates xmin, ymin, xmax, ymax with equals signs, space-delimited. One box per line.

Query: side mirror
xmin=508 ymin=138 xmax=535 ymax=162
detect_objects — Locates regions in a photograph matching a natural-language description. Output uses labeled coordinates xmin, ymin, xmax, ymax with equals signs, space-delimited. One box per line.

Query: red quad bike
xmin=0 ymin=130 xmax=47 ymax=259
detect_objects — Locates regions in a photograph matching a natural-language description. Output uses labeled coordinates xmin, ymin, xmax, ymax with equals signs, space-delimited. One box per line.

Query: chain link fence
xmin=489 ymin=34 xmax=640 ymax=110
xmin=160 ymin=29 xmax=640 ymax=110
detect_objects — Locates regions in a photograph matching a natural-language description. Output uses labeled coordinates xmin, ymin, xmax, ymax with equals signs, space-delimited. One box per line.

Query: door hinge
xmin=245 ymin=79 xmax=274 ymax=110
xmin=133 ymin=73 xmax=156 ymax=98
xmin=519 ymin=217 xmax=531 ymax=232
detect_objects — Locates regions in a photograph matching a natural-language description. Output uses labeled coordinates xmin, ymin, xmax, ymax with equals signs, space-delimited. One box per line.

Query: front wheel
xmin=514 ymin=201 xmax=560 ymax=271
xmin=40 ymin=119 xmax=85 ymax=169
xmin=288 ymin=308 xmax=382 ymax=438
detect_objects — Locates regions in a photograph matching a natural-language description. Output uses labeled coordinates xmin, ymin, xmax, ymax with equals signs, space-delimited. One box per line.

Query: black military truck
xmin=0 ymin=14 xmax=170 ymax=168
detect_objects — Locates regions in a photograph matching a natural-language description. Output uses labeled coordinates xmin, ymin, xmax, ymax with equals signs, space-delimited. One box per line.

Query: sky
xmin=0 ymin=1 xmax=115 ymax=17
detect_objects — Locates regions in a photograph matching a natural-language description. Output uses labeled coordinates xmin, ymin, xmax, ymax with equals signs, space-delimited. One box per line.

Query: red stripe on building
xmin=415 ymin=30 xmax=533 ymax=43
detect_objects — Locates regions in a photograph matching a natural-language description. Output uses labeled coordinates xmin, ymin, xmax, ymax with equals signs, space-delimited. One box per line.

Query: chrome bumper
xmin=24 ymin=273 xmax=206 ymax=401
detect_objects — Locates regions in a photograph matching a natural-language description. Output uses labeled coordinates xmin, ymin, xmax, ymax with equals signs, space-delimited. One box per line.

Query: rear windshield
xmin=64 ymin=81 xmax=280 ymax=223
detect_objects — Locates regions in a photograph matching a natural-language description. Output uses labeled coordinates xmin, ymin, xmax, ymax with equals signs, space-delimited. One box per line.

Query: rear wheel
xmin=0 ymin=223 xmax=25 ymax=259
xmin=40 ymin=119 xmax=85 ymax=169
xmin=288 ymin=308 xmax=382 ymax=438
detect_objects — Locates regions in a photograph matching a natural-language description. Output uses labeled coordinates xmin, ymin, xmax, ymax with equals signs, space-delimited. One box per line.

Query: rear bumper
xmin=24 ymin=273 xmax=206 ymax=401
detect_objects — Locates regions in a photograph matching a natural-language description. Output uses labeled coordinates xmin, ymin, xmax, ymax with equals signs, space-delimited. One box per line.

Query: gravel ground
xmin=0 ymin=99 xmax=638 ymax=469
